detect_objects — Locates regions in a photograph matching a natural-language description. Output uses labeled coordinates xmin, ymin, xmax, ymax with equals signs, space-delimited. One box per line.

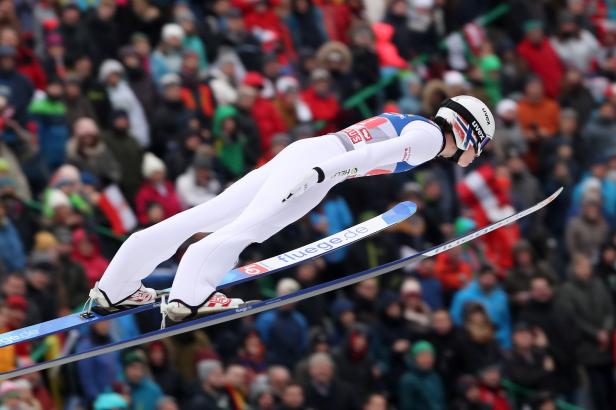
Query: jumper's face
xmin=457 ymin=145 xmax=476 ymax=167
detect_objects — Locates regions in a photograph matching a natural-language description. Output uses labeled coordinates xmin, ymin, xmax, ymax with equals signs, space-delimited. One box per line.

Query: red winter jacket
xmin=252 ymin=96 xmax=287 ymax=153
xmin=301 ymin=87 xmax=340 ymax=133
xmin=16 ymin=46 xmax=47 ymax=90
xmin=134 ymin=180 xmax=182 ymax=225
xmin=71 ymin=228 xmax=109 ymax=288
xmin=243 ymin=5 xmax=295 ymax=57
xmin=517 ymin=39 xmax=564 ymax=98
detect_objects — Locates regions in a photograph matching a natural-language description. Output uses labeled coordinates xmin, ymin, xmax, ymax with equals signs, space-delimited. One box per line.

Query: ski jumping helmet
xmin=435 ymin=95 xmax=495 ymax=162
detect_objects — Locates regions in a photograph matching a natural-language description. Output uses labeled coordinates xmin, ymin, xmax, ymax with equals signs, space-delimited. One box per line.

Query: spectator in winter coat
xmin=186 ymin=359 xmax=231 ymax=410
xmin=178 ymin=51 xmax=216 ymax=127
xmin=518 ymin=276 xmax=579 ymax=396
xmin=273 ymin=76 xmax=312 ymax=131
xmin=557 ymin=253 xmax=616 ymax=410
xmin=476 ymin=365 xmax=513 ymax=410
xmin=84 ymin=0 xmax=122 ymax=67
xmin=435 ymin=246 xmax=474 ymax=297
xmin=220 ymin=8 xmax=262 ymax=72
xmin=450 ymin=375 xmax=491 ymax=410
xmin=256 ymin=279 xmax=309 ymax=369
xmin=75 ymin=321 xmax=121 ymax=405
xmin=122 ymin=350 xmax=163 ymax=410
xmin=212 ymin=105 xmax=256 ymax=179
xmin=400 ymin=278 xmax=432 ymax=337
xmin=428 ymin=310 xmax=462 ymax=399
xmin=243 ymin=0 xmax=295 ymax=60
xmin=71 ymin=228 xmax=109 ymax=288
xmin=565 ymin=196 xmax=609 ymax=260
xmin=64 ymin=74 xmax=98 ymax=128
xmin=176 ymin=9 xmax=208 ymax=71
xmin=65 ymin=117 xmax=122 ymax=184
xmin=302 ymin=352 xmax=358 ymax=410
xmin=0 ymin=201 xmax=25 ymax=273
xmin=286 ymin=0 xmax=328 ymax=51
xmin=41 ymin=33 xmax=67 ymax=81
xmin=243 ymin=73 xmax=286 ymax=153
xmin=301 ymin=69 xmax=340 ymax=133
xmin=28 ymin=76 xmax=70 ymax=171
xmin=208 ymin=52 xmax=244 ymax=106
xmin=372 ymin=292 xmax=410 ymax=389
xmin=0 ymin=27 xmax=46 ymax=90
xmin=0 ymin=45 xmax=34 ymax=127
xmin=176 ymin=154 xmax=222 ymax=208
xmin=505 ymin=240 xmax=555 ymax=311
xmin=582 ymin=102 xmax=616 ymax=165
xmin=550 ymin=12 xmax=600 ymax=73
xmin=134 ymin=152 xmax=182 ymax=224
xmin=102 ymin=110 xmax=143 ymax=204
xmin=146 ymin=342 xmax=184 ymax=400
xmin=503 ymin=323 xmax=557 ymax=397
xmin=151 ymin=24 xmax=185 ymax=86
xmin=316 ymin=41 xmax=355 ymax=100
xmin=332 ymin=324 xmax=378 ymax=401
xmin=455 ymin=304 xmax=502 ymax=375
xmin=517 ymin=77 xmax=560 ymax=142
xmin=451 ymin=266 xmax=511 ymax=348
xmin=99 ymin=59 xmax=150 ymax=147
xmin=58 ymin=4 xmax=90 ymax=65
xmin=150 ymin=73 xmax=194 ymax=157
xmin=516 ymin=21 xmax=564 ymax=98
xmin=493 ymin=99 xmax=525 ymax=161
xmin=119 ymin=45 xmax=158 ymax=121
xmin=398 ymin=341 xmax=446 ymax=410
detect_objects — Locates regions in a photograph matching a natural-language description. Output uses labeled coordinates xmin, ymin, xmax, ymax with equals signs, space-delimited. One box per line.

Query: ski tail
xmin=0 ymin=188 xmax=562 ymax=380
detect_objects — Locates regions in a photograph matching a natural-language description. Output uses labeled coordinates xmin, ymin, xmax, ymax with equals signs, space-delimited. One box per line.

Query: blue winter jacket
xmin=0 ymin=218 xmax=26 ymax=272
xmin=450 ymin=280 xmax=512 ymax=348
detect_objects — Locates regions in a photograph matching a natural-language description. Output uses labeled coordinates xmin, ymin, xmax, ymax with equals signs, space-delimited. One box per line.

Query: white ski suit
xmin=98 ymin=113 xmax=444 ymax=306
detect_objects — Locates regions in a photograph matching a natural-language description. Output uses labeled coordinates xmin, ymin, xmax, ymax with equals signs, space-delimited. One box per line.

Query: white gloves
xmin=282 ymin=167 xmax=323 ymax=202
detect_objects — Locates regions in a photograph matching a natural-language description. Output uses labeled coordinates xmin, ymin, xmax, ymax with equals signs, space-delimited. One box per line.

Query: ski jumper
xmin=98 ymin=113 xmax=444 ymax=307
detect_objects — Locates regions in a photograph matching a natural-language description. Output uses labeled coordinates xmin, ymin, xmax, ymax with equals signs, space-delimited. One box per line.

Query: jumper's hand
xmin=283 ymin=168 xmax=321 ymax=202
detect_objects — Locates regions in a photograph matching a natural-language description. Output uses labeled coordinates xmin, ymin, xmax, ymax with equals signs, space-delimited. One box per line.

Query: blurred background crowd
xmin=0 ymin=0 xmax=616 ymax=409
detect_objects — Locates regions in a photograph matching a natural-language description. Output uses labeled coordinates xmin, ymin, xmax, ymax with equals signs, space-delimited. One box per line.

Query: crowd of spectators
xmin=0 ymin=0 xmax=616 ymax=409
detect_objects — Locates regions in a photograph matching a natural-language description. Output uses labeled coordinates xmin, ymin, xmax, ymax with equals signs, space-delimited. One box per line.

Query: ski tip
xmin=382 ymin=201 xmax=417 ymax=224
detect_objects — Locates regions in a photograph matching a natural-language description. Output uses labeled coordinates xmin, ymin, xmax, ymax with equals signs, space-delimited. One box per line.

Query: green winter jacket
xmin=213 ymin=105 xmax=248 ymax=177
xmin=399 ymin=365 xmax=447 ymax=410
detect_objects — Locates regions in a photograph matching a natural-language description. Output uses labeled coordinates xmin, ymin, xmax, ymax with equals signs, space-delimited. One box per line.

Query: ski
xmin=0 ymin=201 xmax=417 ymax=349
xmin=0 ymin=188 xmax=562 ymax=380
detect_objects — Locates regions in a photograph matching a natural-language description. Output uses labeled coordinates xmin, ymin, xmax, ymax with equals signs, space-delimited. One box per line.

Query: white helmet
xmin=435 ymin=95 xmax=495 ymax=158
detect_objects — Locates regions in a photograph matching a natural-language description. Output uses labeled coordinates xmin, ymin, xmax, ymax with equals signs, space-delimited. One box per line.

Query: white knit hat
xmin=48 ymin=189 xmax=70 ymax=209
xmin=401 ymin=278 xmax=422 ymax=295
xmin=142 ymin=152 xmax=166 ymax=178
xmin=276 ymin=278 xmax=300 ymax=296
xmin=98 ymin=59 xmax=124 ymax=82
xmin=162 ymin=23 xmax=185 ymax=42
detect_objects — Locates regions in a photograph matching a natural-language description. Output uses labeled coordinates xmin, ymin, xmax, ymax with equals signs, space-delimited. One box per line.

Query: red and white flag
xmin=457 ymin=164 xmax=518 ymax=270
xmin=99 ymin=185 xmax=138 ymax=236
xmin=457 ymin=164 xmax=514 ymax=226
